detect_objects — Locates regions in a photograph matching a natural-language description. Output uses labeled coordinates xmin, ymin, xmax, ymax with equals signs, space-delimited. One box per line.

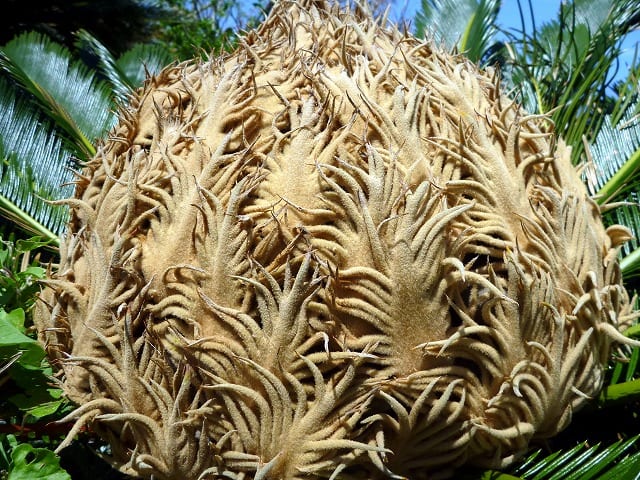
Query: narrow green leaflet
xmin=414 ymin=0 xmax=501 ymax=63
xmin=586 ymin=100 xmax=640 ymax=275
xmin=513 ymin=448 xmax=565 ymax=478
xmin=508 ymin=435 xmax=640 ymax=479
xmin=0 ymin=77 xmax=73 ymax=242
xmin=564 ymin=435 xmax=640 ymax=479
xmin=600 ymin=378 xmax=640 ymax=405
xmin=0 ymin=31 xmax=116 ymax=161
xmin=601 ymin=449 xmax=640 ymax=479
xmin=500 ymin=0 xmax=639 ymax=163
xmin=588 ymin=105 xmax=640 ymax=206
xmin=76 ymin=29 xmax=175 ymax=102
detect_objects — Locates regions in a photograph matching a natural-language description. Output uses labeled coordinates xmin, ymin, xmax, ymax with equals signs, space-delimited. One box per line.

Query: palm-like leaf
xmin=0 ymin=31 xmax=116 ymax=160
xmin=0 ymin=1 xmax=637 ymax=478
xmin=507 ymin=435 xmax=640 ymax=479
xmin=458 ymin=435 xmax=640 ymax=479
xmin=75 ymin=29 xmax=176 ymax=102
xmin=497 ymin=3 xmax=640 ymax=477
xmin=116 ymin=43 xmax=177 ymax=88
xmin=414 ymin=0 xmax=501 ymax=63
xmin=0 ymin=77 xmax=74 ymax=243
xmin=586 ymin=102 xmax=640 ymax=269
xmin=501 ymin=0 xmax=640 ymax=163
xmin=0 ymin=30 xmax=173 ymax=244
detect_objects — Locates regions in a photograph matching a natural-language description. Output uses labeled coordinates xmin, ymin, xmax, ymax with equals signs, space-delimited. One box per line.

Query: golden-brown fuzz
xmin=36 ymin=1 xmax=636 ymax=478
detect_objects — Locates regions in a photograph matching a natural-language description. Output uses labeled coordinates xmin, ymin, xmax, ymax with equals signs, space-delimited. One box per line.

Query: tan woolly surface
xmin=35 ymin=1 xmax=636 ymax=478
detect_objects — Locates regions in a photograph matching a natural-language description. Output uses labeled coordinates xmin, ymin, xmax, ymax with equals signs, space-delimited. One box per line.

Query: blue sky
xmin=391 ymin=0 xmax=560 ymax=26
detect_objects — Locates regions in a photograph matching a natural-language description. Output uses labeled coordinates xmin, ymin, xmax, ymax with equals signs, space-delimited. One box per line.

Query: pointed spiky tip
xmin=34 ymin=1 xmax=636 ymax=478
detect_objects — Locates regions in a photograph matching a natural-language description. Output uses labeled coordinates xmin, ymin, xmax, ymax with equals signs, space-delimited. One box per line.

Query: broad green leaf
xmin=0 ymin=309 xmax=64 ymax=418
xmin=8 ymin=443 xmax=70 ymax=480
xmin=0 ymin=266 xmax=45 ymax=311
xmin=9 ymin=390 xmax=65 ymax=420
xmin=0 ymin=309 xmax=44 ymax=368
xmin=21 ymin=399 xmax=65 ymax=419
xmin=14 ymin=237 xmax=54 ymax=255
xmin=1 ymin=307 xmax=25 ymax=331
xmin=0 ymin=236 xmax=49 ymax=309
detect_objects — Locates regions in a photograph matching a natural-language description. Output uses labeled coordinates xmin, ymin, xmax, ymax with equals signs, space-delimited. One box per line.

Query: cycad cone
xmin=36 ymin=1 xmax=635 ymax=478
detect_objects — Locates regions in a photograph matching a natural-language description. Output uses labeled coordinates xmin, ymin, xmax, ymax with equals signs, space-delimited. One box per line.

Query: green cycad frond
xmin=501 ymin=0 xmax=639 ymax=163
xmin=0 ymin=29 xmax=174 ymax=244
xmin=0 ymin=77 xmax=74 ymax=244
xmin=461 ymin=435 xmax=640 ymax=479
xmin=414 ymin=0 xmax=501 ymax=64
xmin=573 ymin=0 xmax=623 ymax=35
xmin=504 ymin=435 xmax=640 ymax=479
xmin=585 ymin=99 xmax=640 ymax=276
xmin=116 ymin=43 xmax=176 ymax=88
xmin=75 ymin=29 xmax=176 ymax=102
xmin=0 ymin=31 xmax=116 ymax=161
xmin=588 ymin=106 xmax=640 ymax=207
xmin=611 ymin=64 xmax=640 ymax=125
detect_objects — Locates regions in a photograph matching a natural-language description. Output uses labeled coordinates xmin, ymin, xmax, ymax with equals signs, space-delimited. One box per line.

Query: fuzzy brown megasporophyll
xmin=35 ymin=1 xmax=637 ymax=478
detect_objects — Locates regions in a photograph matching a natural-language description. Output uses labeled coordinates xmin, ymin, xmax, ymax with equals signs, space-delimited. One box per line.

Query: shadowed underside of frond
xmin=35 ymin=1 xmax=635 ymax=479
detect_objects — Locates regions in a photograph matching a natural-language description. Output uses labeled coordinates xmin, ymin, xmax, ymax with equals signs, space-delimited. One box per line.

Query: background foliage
xmin=1 ymin=0 xmax=640 ymax=478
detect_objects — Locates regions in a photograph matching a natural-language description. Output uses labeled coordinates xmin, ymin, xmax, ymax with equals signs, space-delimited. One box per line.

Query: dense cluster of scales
xmin=35 ymin=1 xmax=636 ymax=478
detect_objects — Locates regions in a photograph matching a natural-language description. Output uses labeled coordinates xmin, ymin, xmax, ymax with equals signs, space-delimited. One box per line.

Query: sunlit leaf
xmin=115 ymin=42 xmax=176 ymax=88
xmin=500 ymin=0 xmax=639 ymax=162
xmin=0 ymin=77 xmax=74 ymax=242
xmin=0 ymin=31 xmax=116 ymax=161
xmin=8 ymin=443 xmax=70 ymax=480
xmin=0 ymin=309 xmax=45 ymax=368
xmin=75 ymin=29 xmax=175 ymax=102
xmin=414 ymin=0 xmax=501 ymax=63
xmin=508 ymin=436 xmax=640 ymax=479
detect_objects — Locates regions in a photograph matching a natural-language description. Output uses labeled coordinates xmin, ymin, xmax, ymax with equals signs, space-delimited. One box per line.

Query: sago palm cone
xmin=35 ymin=0 xmax=637 ymax=478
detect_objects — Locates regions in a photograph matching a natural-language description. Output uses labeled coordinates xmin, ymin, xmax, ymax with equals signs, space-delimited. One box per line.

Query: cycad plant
xmin=2 ymin=0 xmax=640 ymax=478
xmin=417 ymin=0 xmax=640 ymax=477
